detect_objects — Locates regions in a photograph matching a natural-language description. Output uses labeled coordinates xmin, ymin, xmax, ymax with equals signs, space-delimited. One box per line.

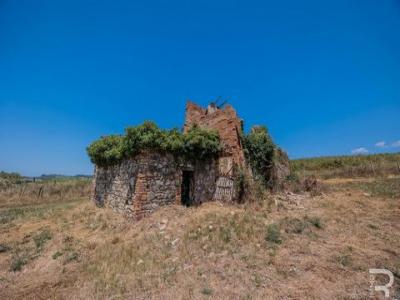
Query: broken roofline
xmin=184 ymin=100 xmax=246 ymax=168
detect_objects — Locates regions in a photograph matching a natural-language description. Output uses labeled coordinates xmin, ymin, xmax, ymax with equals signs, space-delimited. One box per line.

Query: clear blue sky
xmin=1 ymin=0 xmax=399 ymax=176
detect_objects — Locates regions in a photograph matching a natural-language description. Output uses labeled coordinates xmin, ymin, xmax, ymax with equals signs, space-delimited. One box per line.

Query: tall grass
xmin=0 ymin=179 xmax=92 ymax=209
xmin=291 ymin=152 xmax=400 ymax=179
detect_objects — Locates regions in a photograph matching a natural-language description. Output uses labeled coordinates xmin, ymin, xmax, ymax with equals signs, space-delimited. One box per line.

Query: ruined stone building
xmin=92 ymin=101 xmax=288 ymax=220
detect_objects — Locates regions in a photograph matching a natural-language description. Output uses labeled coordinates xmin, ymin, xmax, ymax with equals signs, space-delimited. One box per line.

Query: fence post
xmin=37 ymin=186 xmax=43 ymax=199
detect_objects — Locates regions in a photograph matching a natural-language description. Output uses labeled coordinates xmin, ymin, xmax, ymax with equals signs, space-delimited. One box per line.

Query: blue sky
xmin=1 ymin=0 xmax=399 ymax=176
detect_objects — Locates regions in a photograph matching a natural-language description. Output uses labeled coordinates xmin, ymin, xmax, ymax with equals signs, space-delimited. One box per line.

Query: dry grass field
xmin=0 ymin=174 xmax=399 ymax=299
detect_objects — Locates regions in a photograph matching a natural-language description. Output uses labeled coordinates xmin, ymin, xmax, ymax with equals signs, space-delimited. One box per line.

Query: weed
xmin=336 ymin=254 xmax=352 ymax=267
xmin=201 ymin=287 xmax=213 ymax=296
xmin=52 ymin=251 xmax=63 ymax=260
xmin=64 ymin=251 xmax=79 ymax=264
xmin=33 ymin=229 xmax=52 ymax=251
xmin=306 ymin=216 xmax=323 ymax=229
xmin=265 ymin=224 xmax=281 ymax=244
xmin=281 ymin=216 xmax=323 ymax=235
xmin=368 ymin=223 xmax=378 ymax=230
xmin=10 ymin=249 xmax=32 ymax=272
xmin=282 ymin=217 xmax=308 ymax=234
xmin=10 ymin=255 xmax=28 ymax=272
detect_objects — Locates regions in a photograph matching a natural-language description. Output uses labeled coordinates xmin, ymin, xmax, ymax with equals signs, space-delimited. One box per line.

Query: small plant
xmin=265 ymin=223 xmax=281 ymax=244
xmin=10 ymin=255 xmax=28 ymax=272
xmin=367 ymin=223 xmax=378 ymax=230
xmin=52 ymin=251 xmax=63 ymax=260
xmin=33 ymin=229 xmax=52 ymax=251
xmin=305 ymin=216 xmax=323 ymax=229
xmin=336 ymin=254 xmax=352 ymax=267
xmin=201 ymin=287 xmax=213 ymax=296
xmin=282 ymin=217 xmax=308 ymax=234
xmin=64 ymin=251 xmax=79 ymax=264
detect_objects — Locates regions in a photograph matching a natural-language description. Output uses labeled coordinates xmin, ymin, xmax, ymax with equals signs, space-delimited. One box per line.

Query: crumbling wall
xmin=184 ymin=101 xmax=247 ymax=202
xmin=93 ymin=152 xmax=181 ymax=220
xmin=92 ymin=151 xmax=218 ymax=219
xmin=184 ymin=101 xmax=246 ymax=168
xmin=192 ymin=159 xmax=218 ymax=204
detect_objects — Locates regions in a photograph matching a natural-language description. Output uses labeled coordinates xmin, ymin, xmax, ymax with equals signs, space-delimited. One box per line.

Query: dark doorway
xmin=181 ymin=171 xmax=194 ymax=206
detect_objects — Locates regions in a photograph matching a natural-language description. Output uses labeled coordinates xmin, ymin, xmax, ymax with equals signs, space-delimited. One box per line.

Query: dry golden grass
xmin=0 ymin=178 xmax=399 ymax=299
xmin=0 ymin=179 xmax=91 ymax=209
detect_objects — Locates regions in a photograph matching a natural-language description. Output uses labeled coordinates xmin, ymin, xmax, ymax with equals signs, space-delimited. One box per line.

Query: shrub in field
xmin=265 ymin=223 xmax=281 ymax=244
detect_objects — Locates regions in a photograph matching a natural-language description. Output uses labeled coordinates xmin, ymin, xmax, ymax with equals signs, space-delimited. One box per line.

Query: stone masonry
xmin=92 ymin=101 xmax=290 ymax=220
xmin=184 ymin=101 xmax=247 ymax=201
xmin=93 ymin=151 xmax=217 ymax=220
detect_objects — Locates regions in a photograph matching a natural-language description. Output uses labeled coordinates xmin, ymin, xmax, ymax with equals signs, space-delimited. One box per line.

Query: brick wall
xmin=184 ymin=101 xmax=246 ymax=169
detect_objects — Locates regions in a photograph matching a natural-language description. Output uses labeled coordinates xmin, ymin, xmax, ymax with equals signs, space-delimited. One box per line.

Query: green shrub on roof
xmin=87 ymin=122 xmax=221 ymax=167
xmin=87 ymin=135 xmax=125 ymax=167
xmin=183 ymin=125 xmax=221 ymax=160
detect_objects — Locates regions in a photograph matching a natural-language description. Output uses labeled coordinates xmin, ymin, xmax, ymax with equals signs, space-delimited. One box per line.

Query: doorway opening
xmin=181 ymin=170 xmax=194 ymax=206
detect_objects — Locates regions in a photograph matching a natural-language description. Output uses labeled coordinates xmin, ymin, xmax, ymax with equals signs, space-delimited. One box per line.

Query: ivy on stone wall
xmin=87 ymin=121 xmax=222 ymax=167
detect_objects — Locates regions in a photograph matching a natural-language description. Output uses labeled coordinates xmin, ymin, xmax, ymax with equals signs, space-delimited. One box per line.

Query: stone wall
xmin=192 ymin=159 xmax=218 ymax=204
xmin=183 ymin=101 xmax=248 ymax=202
xmin=92 ymin=151 xmax=218 ymax=220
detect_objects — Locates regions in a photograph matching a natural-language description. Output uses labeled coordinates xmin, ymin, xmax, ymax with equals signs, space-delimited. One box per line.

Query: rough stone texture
xmin=92 ymin=101 xmax=291 ymax=220
xmin=213 ymin=176 xmax=235 ymax=201
xmin=192 ymin=160 xmax=218 ymax=204
xmin=184 ymin=101 xmax=246 ymax=169
xmin=184 ymin=102 xmax=247 ymax=202
xmin=93 ymin=151 xmax=217 ymax=220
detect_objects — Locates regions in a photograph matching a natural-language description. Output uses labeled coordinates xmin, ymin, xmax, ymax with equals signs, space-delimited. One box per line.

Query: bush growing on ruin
xmin=87 ymin=135 xmax=125 ymax=167
xmin=182 ymin=125 xmax=222 ymax=160
xmin=87 ymin=122 xmax=222 ymax=166
xmin=124 ymin=121 xmax=166 ymax=155
xmin=242 ymin=126 xmax=276 ymax=183
xmin=161 ymin=128 xmax=185 ymax=154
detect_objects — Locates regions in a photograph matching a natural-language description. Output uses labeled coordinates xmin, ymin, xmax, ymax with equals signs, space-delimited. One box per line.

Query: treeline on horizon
xmin=0 ymin=171 xmax=92 ymax=182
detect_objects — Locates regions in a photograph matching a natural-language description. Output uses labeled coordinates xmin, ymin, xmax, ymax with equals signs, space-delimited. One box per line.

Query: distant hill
xmin=0 ymin=171 xmax=92 ymax=187
xmin=291 ymin=152 xmax=400 ymax=179
xmin=37 ymin=174 xmax=92 ymax=181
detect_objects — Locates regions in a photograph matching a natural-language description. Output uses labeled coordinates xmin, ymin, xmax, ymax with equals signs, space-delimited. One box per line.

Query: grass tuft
xmin=265 ymin=224 xmax=281 ymax=244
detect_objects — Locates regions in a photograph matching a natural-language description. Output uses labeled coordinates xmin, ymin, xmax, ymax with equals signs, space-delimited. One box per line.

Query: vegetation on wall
xmin=87 ymin=121 xmax=222 ymax=167
xmin=241 ymin=126 xmax=276 ymax=184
